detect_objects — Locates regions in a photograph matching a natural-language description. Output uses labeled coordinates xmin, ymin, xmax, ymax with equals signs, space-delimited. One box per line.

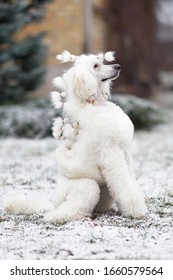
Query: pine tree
xmin=0 ymin=0 xmax=52 ymax=104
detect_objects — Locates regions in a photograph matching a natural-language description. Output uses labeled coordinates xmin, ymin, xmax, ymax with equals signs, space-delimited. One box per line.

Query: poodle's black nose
xmin=114 ymin=64 xmax=121 ymax=70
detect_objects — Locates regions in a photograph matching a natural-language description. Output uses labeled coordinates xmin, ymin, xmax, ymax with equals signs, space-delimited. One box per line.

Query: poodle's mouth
xmin=101 ymin=72 xmax=120 ymax=82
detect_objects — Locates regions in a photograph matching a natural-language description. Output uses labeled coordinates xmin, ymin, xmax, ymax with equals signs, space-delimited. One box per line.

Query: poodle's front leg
xmin=44 ymin=178 xmax=100 ymax=224
xmin=101 ymin=150 xmax=147 ymax=218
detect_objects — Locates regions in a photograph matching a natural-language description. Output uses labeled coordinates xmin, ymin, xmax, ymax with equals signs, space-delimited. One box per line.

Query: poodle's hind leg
xmin=101 ymin=149 xmax=147 ymax=218
xmin=44 ymin=178 xmax=100 ymax=224
xmin=53 ymin=175 xmax=72 ymax=209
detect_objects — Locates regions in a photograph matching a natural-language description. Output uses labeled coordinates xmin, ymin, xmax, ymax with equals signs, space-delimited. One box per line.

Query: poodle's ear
xmin=65 ymin=67 xmax=98 ymax=102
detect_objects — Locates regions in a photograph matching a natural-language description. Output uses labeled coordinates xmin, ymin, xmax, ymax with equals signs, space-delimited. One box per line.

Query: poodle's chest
xmin=77 ymin=105 xmax=134 ymax=146
xmin=56 ymin=104 xmax=133 ymax=181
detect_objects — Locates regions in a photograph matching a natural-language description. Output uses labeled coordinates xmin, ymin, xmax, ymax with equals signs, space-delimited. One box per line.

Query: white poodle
xmin=4 ymin=51 xmax=147 ymax=223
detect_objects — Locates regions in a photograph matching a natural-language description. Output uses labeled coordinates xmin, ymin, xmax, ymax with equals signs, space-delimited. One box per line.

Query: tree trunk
xmin=106 ymin=0 xmax=159 ymax=97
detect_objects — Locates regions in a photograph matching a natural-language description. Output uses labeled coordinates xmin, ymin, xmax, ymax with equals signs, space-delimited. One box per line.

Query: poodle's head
xmin=56 ymin=51 xmax=121 ymax=104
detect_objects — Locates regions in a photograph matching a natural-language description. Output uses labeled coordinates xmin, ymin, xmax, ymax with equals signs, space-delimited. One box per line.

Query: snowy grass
xmin=0 ymin=98 xmax=59 ymax=138
xmin=0 ymin=95 xmax=163 ymax=139
xmin=0 ymin=101 xmax=173 ymax=259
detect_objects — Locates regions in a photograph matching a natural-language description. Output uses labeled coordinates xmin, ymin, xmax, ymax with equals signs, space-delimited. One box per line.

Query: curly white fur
xmin=4 ymin=51 xmax=147 ymax=224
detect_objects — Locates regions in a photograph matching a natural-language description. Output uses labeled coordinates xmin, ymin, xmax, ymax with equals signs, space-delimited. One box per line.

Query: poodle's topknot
xmin=56 ymin=50 xmax=79 ymax=63
xmin=56 ymin=50 xmax=116 ymax=64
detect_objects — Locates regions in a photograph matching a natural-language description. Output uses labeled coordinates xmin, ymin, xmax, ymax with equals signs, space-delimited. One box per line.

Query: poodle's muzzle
xmin=101 ymin=64 xmax=121 ymax=82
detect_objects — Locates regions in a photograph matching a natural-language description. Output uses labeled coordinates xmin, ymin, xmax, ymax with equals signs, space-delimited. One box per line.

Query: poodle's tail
xmin=3 ymin=193 xmax=54 ymax=215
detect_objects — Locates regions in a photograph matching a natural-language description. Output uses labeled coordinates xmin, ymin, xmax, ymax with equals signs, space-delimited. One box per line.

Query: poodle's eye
xmin=93 ymin=63 xmax=99 ymax=69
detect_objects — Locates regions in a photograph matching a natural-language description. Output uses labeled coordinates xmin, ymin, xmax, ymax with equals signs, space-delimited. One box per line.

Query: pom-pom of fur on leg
xmin=50 ymin=90 xmax=67 ymax=109
xmin=61 ymin=91 xmax=67 ymax=98
xmin=50 ymin=91 xmax=63 ymax=109
xmin=61 ymin=122 xmax=80 ymax=150
xmin=62 ymin=123 xmax=76 ymax=138
xmin=52 ymin=117 xmax=63 ymax=140
xmin=52 ymin=77 xmax=65 ymax=91
xmin=4 ymin=193 xmax=54 ymax=215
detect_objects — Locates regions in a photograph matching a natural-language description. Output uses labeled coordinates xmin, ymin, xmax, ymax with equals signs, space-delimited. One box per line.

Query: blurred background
xmin=0 ymin=0 xmax=173 ymax=137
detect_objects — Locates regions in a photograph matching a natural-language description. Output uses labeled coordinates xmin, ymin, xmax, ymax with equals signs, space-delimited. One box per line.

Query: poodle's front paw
xmin=62 ymin=123 xmax=75 ymax=138
xmin=120 ymin=198 xmax=148 ymax=219
xmin=52 ymin=117 xmax=63 ymax=140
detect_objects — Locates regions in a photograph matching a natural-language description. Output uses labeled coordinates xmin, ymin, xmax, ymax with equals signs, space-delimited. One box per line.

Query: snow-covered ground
xmin=0 ymin=102 xmax=173 ymax=260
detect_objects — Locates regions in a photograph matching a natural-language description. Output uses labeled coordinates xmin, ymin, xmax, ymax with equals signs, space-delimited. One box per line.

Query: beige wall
xmin=93 ymin=12 xmax=107 ymax=53
xmin=18 ymin=0 xmax=106 ymax=65
xmin=19 ymin=0 xmax=85 ymax=65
